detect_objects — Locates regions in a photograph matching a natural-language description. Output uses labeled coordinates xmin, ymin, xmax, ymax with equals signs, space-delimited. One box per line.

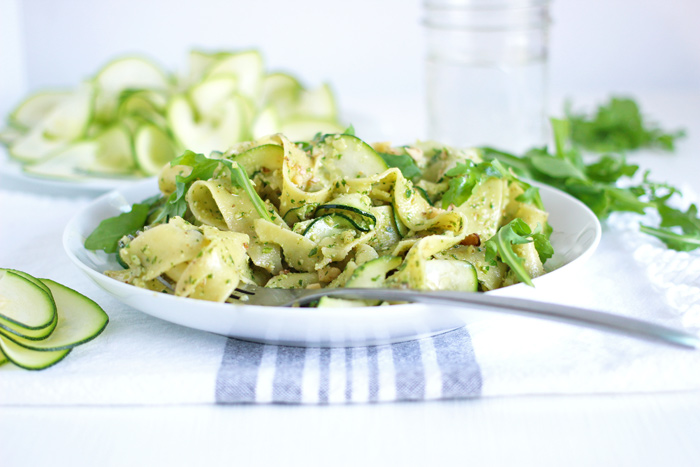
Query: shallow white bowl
xmin=63 ymin=179 xmax=601 ymax=347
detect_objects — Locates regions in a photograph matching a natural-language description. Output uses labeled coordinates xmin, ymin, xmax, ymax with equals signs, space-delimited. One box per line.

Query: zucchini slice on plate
xmin=134 ymin=122 xmax=178 ymax=175
xmin=203 ymin=50 xmax=264 ymax=100
xmin=9 ymin=86 xmax=94 ymax=163
xmin=9 ymin=90 xmax=72 ymax=129
xmin=167 ymin=92 xmax=246 ymax=155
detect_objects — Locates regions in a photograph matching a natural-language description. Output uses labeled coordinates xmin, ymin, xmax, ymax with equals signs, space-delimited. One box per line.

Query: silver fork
xmin=230 ymin=284 xmax=700 ymax=349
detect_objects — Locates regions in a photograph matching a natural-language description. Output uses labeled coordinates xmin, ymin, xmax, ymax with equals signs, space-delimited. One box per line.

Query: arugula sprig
xmin=84 ymin=150 xmax=271 ymax=253
xmin=440 ymin=160 xmax=499 ymax=209
xmin=481 ymin=114 xmax=700 ymax=252
xmin=379 ymin=151 xmax=422 ymax=180
xmin=84 ymin=195 xmax=161 ymax=253
xmin=484 ymin=219 xmax=554 ymax=287
xmin=566 ymin=96 xmax=686 ymax=152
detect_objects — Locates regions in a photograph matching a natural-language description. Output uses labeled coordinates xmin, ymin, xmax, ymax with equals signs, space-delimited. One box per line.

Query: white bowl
xmin=63 ymin=179 xmax=601 ymax=347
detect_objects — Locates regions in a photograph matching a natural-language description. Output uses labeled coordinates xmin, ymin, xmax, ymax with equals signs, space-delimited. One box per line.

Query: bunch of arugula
xmin=481 ymin=118 xmax=700 ymax=252
xmin=85 ymin=150 xmax=270 ymax=253
xmin=566 ymin=96 xmax=685 ymax=152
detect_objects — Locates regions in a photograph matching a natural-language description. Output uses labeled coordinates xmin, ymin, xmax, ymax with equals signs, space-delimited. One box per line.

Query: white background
xmin=2 ymin=2 xmax=700 ymax=466
xmin=1 ymin=0 xmax=699 ymax=139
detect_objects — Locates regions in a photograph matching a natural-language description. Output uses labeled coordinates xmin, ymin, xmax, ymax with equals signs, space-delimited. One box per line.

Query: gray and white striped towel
xmin=2 ymin=190 xmax=700 ymax=405
xmin=215 ymin=328 xmax=481 ymax=404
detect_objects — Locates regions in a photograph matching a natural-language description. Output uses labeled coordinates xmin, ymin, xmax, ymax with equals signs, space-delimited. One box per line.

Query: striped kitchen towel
xmin=215 ymin=327 xmax=482 ymax=404
xmin=2 ymin=189 xmax=700 ymax=405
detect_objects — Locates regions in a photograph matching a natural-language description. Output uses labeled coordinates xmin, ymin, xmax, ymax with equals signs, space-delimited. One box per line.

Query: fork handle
xmin=299 ymin=288 xmax=700 ymax=349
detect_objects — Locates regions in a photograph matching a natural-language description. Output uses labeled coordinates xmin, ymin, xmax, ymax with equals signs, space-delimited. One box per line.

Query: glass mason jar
xmin=424 ymin=0 xmax=551 ymax=152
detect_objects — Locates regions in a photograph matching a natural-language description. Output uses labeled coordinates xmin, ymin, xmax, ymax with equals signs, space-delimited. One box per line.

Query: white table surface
xmin=1 ymin=91 xmax=700 ymax=467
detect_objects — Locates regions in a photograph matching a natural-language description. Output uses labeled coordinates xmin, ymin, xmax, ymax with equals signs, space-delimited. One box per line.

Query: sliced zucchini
xmin=232 ymin=143 xmax=284 ymax=174
xmin=134 ymin=122 xmax=178 ymax=175
xmin=346 ymin=256 xmax=402 ymax=288
xmin=0 ymin=126 xmax=25 ymax=145
xmin=282 ymin=203 xmax=318 ymax=226
xmin=40 ymin=85 xmax=94 ymax=140
xmin=433 ymin=245 xmax=507 ymax=291
xmin=9 ymin=86 xmax=94 ymax=163
xmin=295 ymin=83 xmax=337 ymax=119
xmin=204 ymin=50 xmax=264 ymax=99
xmin=91 ymin=124 xmax=137 ymax=174
xmin=0 ymin=279 xmax=108 ymax=352
xmin=93 ymin=57 xmax=169 ymax=121
xmin=0 ymin=311 xmax=57 ymax=341
xmin=0 ymin=269 xmax=56 ymax=330
xmin=9 ymin=90 xmax=71 ymax=129
xmin=0 ymin=269 xmax=58 ymax=340
xmin=8 ymin=127 xmax=67 ymax=163
xmin=184 ymin=49 xmax=232 ymax=86
xmin=117 ymin=89 xmax=168 ymax=123
xmin=167 ymin=93 xmax=246 ymax=155
xmin=317 ymin=134 xmax=388 ymax=181
xmin=302 ymin=213 xmax=361 ymax=241
xmin=189 ymin=76 xmax=239 ymax=117
xmin=391 ymin=201 xmax=410 ymax=238
xmin=251 ymin=107 xmax=282 ymax=139
xmin=423 ymin=260 xmax=478 ymax=292
xmin=23 ymin=142 xmax=98 ymax=180
xmin=260 ymin=72 xmax=302 ymax=115
xmin=0 ymin=336 xmax=71 ymax=370
xmin=314 ymin=195 xmax=377 ymax=232
xmin=94 ymin=56 xmax=170 ymax=93
xmin=265 ymin=272 xmax=318 ymax=289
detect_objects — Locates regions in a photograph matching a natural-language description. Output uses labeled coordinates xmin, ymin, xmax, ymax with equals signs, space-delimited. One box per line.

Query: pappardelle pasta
xmin=94 ymin=131 xmax=554 ymax=305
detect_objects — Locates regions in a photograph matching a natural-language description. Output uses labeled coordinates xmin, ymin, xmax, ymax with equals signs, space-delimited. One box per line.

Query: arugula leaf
xmin=639 ymin=225 xmax=700 ymax=252
xmin=229 ymin=160 xmax=272 ymax=223
xmin=641 ymin=203 xmax=700 ymax=251
xmin=584 ymin=154 xmax=638 ymax=183
xmin=566 ymin=97 xmax=686 ymax=152
xmin=301 ymin=125 xmax=356 ymax=150
xmin=484 ymin=218 xmax=553 ymax=286
xmin=440 ymin=160 xmax=500 ymax=209
xmin=515 ymin=186 xmax=545 ymax=211
xmin=379 ymin=152 xmax=422 ymax=180
xmin=84 ymin=198 xmax=156 ymax=253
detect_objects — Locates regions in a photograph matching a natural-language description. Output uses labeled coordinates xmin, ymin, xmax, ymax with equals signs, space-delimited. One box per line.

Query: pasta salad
xmin=86 ymin=130 xmax=554 ymax=304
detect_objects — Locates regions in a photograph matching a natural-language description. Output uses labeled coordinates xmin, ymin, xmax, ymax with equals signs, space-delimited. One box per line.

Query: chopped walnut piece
xmin=460 ymin=233 xmax=481 ymax=247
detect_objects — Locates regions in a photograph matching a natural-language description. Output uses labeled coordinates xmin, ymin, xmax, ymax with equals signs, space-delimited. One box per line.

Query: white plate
xmin=63 ymin=179 xmax=601 ymax=347
xmin=0 ymin=147 xmax=147 ymax=195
